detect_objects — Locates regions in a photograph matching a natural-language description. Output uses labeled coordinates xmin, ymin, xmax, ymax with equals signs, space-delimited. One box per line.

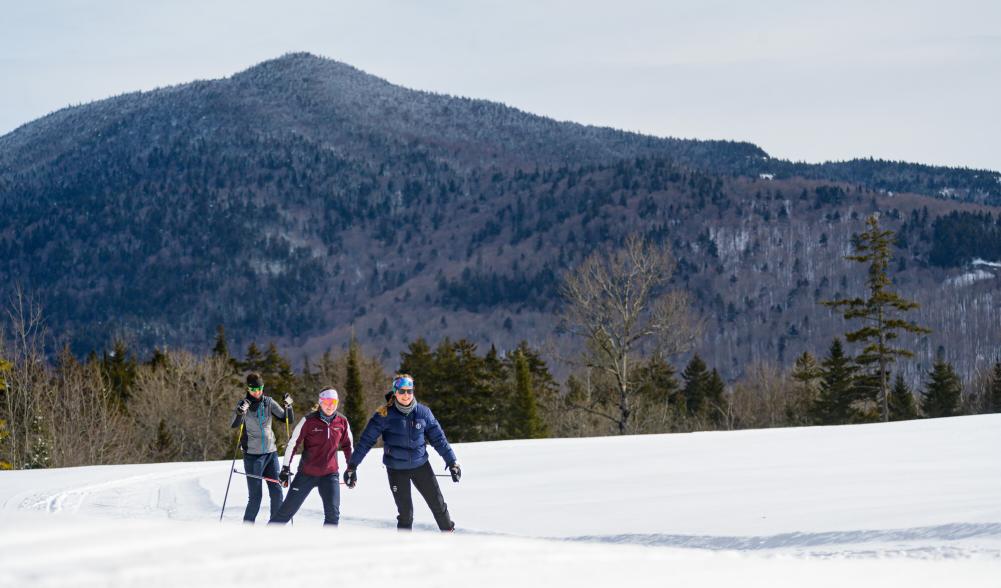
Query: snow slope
xmin=1 ymin=415 xmax=999 ymax=586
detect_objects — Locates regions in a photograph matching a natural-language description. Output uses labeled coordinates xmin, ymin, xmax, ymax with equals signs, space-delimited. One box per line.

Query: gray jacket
xmin=230 ymin=395 xmax=292 ymax=455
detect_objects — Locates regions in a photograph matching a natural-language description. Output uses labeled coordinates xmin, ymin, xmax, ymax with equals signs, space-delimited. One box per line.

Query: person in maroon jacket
xmin=268 ymin=388 xmax=353 ymax=526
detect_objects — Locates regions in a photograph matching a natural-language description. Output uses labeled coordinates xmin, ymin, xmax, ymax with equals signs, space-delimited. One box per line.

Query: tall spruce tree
xmin=636 ymin=356 xmax=682 ymax=408
xmin=706 ymin=369 xmax=726 ymax=425
xmin=510 ymin=351 xmax=547 ymax=439
xmin=921 ymin=355 xmax=962 ymax=418
xmin=241 ymin=342 xmax=264 ymax=374
xmin=25 ymin=415 xmax=51 ymax=469
xmin=483 ymin=345 xmax=505 ymax=394
xmin=101 ymin=339 xmax=137 ymax=408
xmin=824 ymin=214 xmax=930 ymax=422
xmin=299 ymin=356 xmax=318 ymax=404
xmin=147 ymin=347 xmax=169 ymax=370
xmin=990 ymin=361 xmax=1001 ymax=414
xmin=509 ymin=341 xmax=559 ymax=400
xmin=399 ymin=338 xmax=435 ymax=393
xmin=791 ymin=352 xmax=822 ymax=391
xmin=212 ymin=324 xmax=229 ymax=359
xmin=790 ymin=351 xmax=823 ymax=425
xmin=811 ymin=339 xmax=859 ymax=425
xmin=261 ymin=343 xmax=296 ymax=400
xmin=682 ymin=354 xmax=711 ymax=417
xmin=343 ymin=337 xmax=367 ymax=431
xmin=888 ymin=372 xmax=918 ymax=421
xmin=400 ymin=338 xmax=490 ymax=442
xmin=152 ymin=419 xmax=178 ymax=461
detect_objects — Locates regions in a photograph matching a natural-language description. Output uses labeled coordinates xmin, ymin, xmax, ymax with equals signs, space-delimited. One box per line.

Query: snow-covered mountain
xmin=1 ymin=415 xmax=999 ymax=586
xmin=3 ymin=52 xmax=1001 ymax=384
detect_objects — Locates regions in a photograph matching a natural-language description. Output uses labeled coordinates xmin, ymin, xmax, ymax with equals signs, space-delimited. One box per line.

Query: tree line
xmin=3 ymin=215 xmax=1001 ymax=470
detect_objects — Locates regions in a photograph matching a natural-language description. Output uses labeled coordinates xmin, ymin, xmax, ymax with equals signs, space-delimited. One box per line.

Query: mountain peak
xmin=234 ymin=51 xmax=374 ymax=85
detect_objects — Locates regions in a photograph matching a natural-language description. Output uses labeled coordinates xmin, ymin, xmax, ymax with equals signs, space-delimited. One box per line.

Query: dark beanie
xmin=246 ymin=372 xmax=264 ymax=387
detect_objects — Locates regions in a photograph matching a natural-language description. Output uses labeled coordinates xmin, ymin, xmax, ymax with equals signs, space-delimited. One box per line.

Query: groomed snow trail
xmin=1 ymin=415 xmax=999 ymax=586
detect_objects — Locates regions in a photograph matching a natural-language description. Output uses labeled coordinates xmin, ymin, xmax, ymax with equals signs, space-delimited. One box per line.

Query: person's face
xmin=319 ymin=398 xmax=337 ymax=415
xmin=248 ymin=386 xmax=264 ymax=399
xmin=395 ymin=387 xmax=414 ymax=406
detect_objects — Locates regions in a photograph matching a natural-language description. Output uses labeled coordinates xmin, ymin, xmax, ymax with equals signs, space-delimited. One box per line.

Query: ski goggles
xmin=319 ymin=397 xmax=339 ymax=405
xmin=392 ymin=376 xmax=414 ymax=391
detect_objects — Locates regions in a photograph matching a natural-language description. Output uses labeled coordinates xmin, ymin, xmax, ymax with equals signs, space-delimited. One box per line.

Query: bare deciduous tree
xmin=0 ymin=287 xmax=47 ymax=469
xmin=560 ymin=235 xmax=700 ymax=434
xmin=728 ymin=362 xmax=797 ymax=429
xmin=39 ymin=350 xmax=137 ymax=467
xmin=131 ymin=352 xmax=238 ymax=462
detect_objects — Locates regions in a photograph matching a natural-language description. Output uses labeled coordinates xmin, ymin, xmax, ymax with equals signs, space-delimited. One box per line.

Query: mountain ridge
xmin=1 ymin=53 xmax=1000 ymax=383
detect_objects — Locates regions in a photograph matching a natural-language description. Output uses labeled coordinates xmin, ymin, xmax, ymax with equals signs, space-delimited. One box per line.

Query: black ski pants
xmin=269 ymin=472 xmax=340 ymax=526
xmin=387 ymin=461 xmax=453 ymax=531
xmin=242 ymin=451 xmax=283 ymax=523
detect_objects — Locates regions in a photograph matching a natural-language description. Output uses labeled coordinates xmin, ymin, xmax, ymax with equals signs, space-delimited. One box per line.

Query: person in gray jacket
xmin=230 ymin=372 xmax=294 ymax=523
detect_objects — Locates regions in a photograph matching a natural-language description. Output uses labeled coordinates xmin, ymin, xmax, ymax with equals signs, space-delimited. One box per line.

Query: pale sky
xmin=2 ymin=0 xmax=999 ymax=171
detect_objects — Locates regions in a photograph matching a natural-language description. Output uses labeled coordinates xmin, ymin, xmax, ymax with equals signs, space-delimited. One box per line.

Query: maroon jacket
xmin=282 ymin=411 xmax=353 ymax=477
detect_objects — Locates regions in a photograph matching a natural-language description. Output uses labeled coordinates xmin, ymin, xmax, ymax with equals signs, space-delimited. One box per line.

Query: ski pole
xmin=285 ymin=407 xmax=291 ymax=442
xmin=219 ymin=422 xmax=244 ymax=522
xmin=247 ymin=467 xmax=345 ymax=486
xmin=234 ymin=468 xmax=282 ymax=485
xmin=283 ymin=407 xmax=294 ymax=524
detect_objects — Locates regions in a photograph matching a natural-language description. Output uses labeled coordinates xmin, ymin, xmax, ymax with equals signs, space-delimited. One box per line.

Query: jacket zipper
xmin=258 ymin=402 xmax=267 ymax=453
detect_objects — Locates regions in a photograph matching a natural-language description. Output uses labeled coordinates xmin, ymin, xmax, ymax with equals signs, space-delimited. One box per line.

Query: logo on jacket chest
xmin=415 ymin=423 xmax=423 ymax=430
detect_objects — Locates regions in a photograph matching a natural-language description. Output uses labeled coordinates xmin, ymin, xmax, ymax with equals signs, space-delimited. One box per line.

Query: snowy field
xmin=1 ymin=415 xmax=999 ymax=587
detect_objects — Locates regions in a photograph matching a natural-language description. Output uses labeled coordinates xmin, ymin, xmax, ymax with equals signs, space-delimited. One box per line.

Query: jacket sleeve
xmin=269 ymin=397 xmax=293 ymax=422
xmin=339 ymin=415 xmax=354 ymax=465
xmin=347 ymin=413 xmax=384 ymax=468
xmin=282 ymin=417 xmax=308 ymax=468
xmin=424 ymin=409 xmax=457 ymax=467
xmin=230 ymin=405 xmax=244 ymax=428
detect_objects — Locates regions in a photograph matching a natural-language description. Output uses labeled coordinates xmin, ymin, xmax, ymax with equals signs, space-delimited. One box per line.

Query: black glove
xmin=449 ymin=463 xmax=461 ymax=483
xmin=237 ymin=399 xmax=250 ymax=414
xmin=278 ymin=465 xmax=291 ymax=487
xmin=283 ymin=393 xmax=293 ymax=408
xmin=343 ymin=467 xmax=357 ymax=489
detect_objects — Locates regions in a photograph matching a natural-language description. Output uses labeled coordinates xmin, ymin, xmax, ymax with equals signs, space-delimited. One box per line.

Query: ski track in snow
xmin=559 ymin=523 xmax=1001 ymax=558
xmin=7 ymin=458 xmax=1000 ymax=561
xmin=13 ymin=465 xmax=214 ymax=517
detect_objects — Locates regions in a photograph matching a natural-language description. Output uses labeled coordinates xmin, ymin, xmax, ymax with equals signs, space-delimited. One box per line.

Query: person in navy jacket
xmin=269 ymin=388 xmax=352 ymax=526
xmin=345 ymin=374 xmax=461 ymax=531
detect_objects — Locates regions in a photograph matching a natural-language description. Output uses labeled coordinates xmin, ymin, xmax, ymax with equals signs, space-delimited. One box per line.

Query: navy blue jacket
xmin=349 ymin=402 xmax=457 ymax=471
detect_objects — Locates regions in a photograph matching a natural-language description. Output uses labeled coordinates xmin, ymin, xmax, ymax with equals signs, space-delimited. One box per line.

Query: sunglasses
xmin=247 ymin=386 xmax=264 ymax=393
xmin=395 ymin=388 xmax=414 ymax=396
